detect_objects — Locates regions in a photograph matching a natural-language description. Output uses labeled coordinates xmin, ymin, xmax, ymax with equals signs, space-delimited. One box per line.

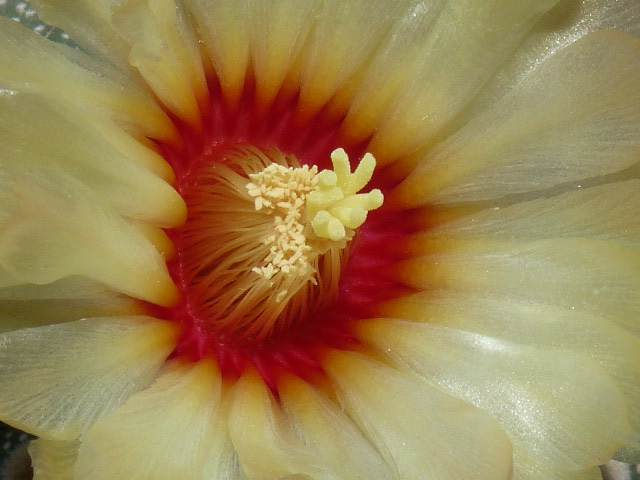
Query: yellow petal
xmin=394 ymin=237 xmax=640 ymax=337
xmin=338 ymin=0 xmax=445 ymax=149
xmin=293 ymin=0 xmax=403 ymax=120
xmin=279 ymin=376 xmax=394 ymax=480
xmin=31 ymin=0 xmax=134 ymax=71
xmin=29 ymin=438 xmax=79 ymax=480
xmin=0 ymin=17 xmax=175 ymax=142
xmin=513 ymin=448 xmax=604 ymax=480
xmin=227 ymin=370 xmax=321 ymax=479
xmin=0 ymin=92 xmax=185 ymax=227
xmin=393 ymin=30 xmax=640 ymax=206
xmin=71 ymin=113 xmax=176 ymax=184
xmin=131 ymin=221 xmax=177 ymax=260
xmin=0 ymin=316 xmax=177 ymax=440
xmin=247 ymin=0 xmax=318 ymax=110
xmin=110 ymin=0 xmax=208 ymax=126
xmin=183 ymin=0 xmax=250 ymax=106
xmin=0 ymin=276 xmax=141 ymax=333
xmin=0 ymin=173 xmax=178 ymax=305
xmin=476 ymin=0 xmax=640 ymax=114
xmin=323 ymin=350 xmax=513 ymax=480
xmin=380 ymin=291 xmax=640 ymax=436
xmin=360 ymin=0 xmax=559 ymax=161
xmin=583 ymin=0 xmax=640 ymax=37
xmin=421 ymin=180 xmax=640 ymax=249
xmin=76 ymin=359 xmax=238 ymax=480
xmin=359 ymin=319 xmax=631 ymax=470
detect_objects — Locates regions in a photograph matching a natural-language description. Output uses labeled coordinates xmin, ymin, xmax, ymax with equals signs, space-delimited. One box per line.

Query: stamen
xmin=246 ymin=163 xmax=318 ymax=284
xmin=174 ymin=145 xmax=383 ymax=343
xmin=247 ymin=148 xmax=384 ymax=291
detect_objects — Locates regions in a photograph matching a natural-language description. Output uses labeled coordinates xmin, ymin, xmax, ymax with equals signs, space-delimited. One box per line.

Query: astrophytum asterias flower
xmin=0 ymin=0 xmax=639 ymax=479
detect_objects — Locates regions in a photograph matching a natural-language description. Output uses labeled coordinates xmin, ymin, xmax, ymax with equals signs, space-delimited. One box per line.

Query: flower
xmin=0 ymin=0 xmax=639 ymax=479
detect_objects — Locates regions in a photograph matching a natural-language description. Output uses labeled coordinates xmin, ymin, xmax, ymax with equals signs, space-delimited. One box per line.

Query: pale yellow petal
xmin=393 ymin=31 xmax=640 ymax=206
xmin=247 ymin=0 xmax=318 ymax=110
xmin=0 ymin=92 xmax=185 ymax=227
xmin=0 ymin=316 xmax=177 ymax=440
xmin=359 ymin=319 xmax=631 ymax=470
xmin=76 ymin=360 xmax=241 ymax=480
xmin=227 ymin=370 xmax=322 ymax=479
xmin=422 ymin=181 xmax=640 ymax=249
xmin=131 ymin=221 xmax=177 ymax=260
xmin=29 ymin=438 xmax=79 ymax=480
xmin=513 ymin=448 xmax=604 ymax=480
xmin=394 ymin=237 xmax=640 ymax=337
xmin=73 ymin=113 xmax=175 ymax=184
xmin=32 ymin=0 xmax=134 ymax=71
xmin=359 ymin=0 xmax=559 ymax=161
xmin=337 ymin=0 xmax=444 ymax=148
xmin=279 ymin=376 xmax=394 ymax=480
xmin=471 ymin=0 xmax=640 ymax=116
xmin=0 ymin=167 xmax=16 ymax=227
xmin=110 ymin=0 xmax=208 ymax=125
xmin=380 ymin=291 xmax=640 ymax=434
xmin=183 ymin=0 xmax=249 ymax=106
xmin=0 ymin=276 xmax=141 ymax=333
xmin=292 ymin=0 xmax=402 ymax=121
xmin=0 ymin=17 xmax=175 ymax=141
xmin=323 ymin=350 xmax=513 ymax=480
xmin=0 ymin=173 xmax=178 ymax=305
xmin=581 ymin=0 xmax=640 ymax=37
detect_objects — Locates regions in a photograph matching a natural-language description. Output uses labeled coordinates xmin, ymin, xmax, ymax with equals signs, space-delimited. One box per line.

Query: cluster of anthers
xmin=246 ymin=163 xmax=319 ymax=283
xmin=246 ymin=148 xmax=384 ymax=291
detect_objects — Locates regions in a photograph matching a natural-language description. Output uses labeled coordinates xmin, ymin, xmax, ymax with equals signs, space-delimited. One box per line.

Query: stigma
xmin=246 ymin=148 xmax=384 ymax=301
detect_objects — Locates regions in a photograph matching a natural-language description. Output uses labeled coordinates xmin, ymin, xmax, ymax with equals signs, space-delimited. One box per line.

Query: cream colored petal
xmin=0 ymin=173 xmax=178 ymax=305
xmin=74 ymin=113 xmax=175 ymax=184
xmin=395 ymin=237 xmax=640 ymax=337
xmin=358 ymin=0 xmax=559 ymax=161
xmin=380 ymin=291 xmax=640 ymax=435
xmin=0 ymin=168 xmax=16 ymax=227
xmin=580 ymin=0 xmax=640 ymax=37
xmin=393 ymin=31 xmax=640 ymax=206
xmin=0 ymin=276 xmax=141 ymax=333
xmin=131 ymin=221 xmax=177 ymax=260
xmin=422 ymin=180 xmax=640 ymax=249
xmin=184 ymin=0 xmax=250 ymax=106
xmin=32 ymin=0 xmax=134 ymax=72
xmin=292 ymin=0 xmax=403 ymax=121
xmin=359 ymin=319 xmax=630 ymax=470
xmin=76 ymin=360 xmax=242 ymax=480
xmin=337 ymin=0 xmax=444 ymax=148
xmin=469 ymin=0 xmax=640 ymax=118
xmin=279 ymin=376 xmax=394 ymax=480
xmin=247 ymin=0 xmax=318 ymax=110
xmin=110 ymin=0 xmax=208 ymax=126
xmin=0 ymin=17 xmax=175 ymax=142
xmin=323 ymin=350 xmax=513 ymax=480
xmin=0 ymin=316 xmax=177 ymax=440
xmin=0 ymin=92 xmax=185 ymax=227
xmin=29 ymin=438 xmax=79 ymax=480
xmin=513 ymin=448 xmax=604 ymax=480
xmin=227 ymin=370 xmax=323 ymax=479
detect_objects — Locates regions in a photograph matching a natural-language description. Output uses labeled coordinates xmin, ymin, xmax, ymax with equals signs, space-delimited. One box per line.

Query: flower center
xmin=155 ymin=79 xmax=416 ymax=389
xmin=172 ymin=144 xmax=382 ymax=345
